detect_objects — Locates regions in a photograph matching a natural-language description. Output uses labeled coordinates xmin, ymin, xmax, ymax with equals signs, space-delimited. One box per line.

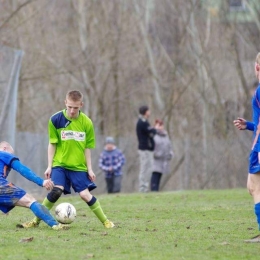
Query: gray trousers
xmin=138 ymin=150 xmax=153 ymax=192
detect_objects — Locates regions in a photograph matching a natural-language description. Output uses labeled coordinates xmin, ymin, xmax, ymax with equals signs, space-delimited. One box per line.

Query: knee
xmin=25 ymin=193 xmax=36 ymax=201
xmin=47 ymin=187 xmax=63 ymax=203
xmin=247 ymin=183 xmax=253 ymax=196
xmin=247 ymin=184 xmax=260 ymax=197
xmin=17 ymin=193 xmax=36 ymax=208
xmin=247 ymin=183 xmax=256 ymax=196
xmin=247 ymin=177 xmax=254 ymax=196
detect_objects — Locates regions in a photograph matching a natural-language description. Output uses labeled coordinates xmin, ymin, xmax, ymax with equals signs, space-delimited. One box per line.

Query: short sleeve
xmin=48 ymin=119 xmax=59 ymax=144
xmin=85 ymin=118 xmax=95 ymax=149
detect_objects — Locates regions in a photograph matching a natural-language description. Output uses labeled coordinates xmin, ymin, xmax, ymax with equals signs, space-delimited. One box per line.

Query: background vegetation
xmin=0 ymin=0 xmax=260 ymax=192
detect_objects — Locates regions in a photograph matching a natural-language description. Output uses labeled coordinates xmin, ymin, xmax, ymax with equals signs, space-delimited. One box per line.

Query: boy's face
xmin=105 ymin=143 xmax=115 ymax=150
xmin=65 ymin=98 xmax=83 ymax=119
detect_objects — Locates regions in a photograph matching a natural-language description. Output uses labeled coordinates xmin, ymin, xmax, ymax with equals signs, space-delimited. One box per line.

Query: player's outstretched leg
xmin=17 ymin=201 xmax=69 ymax=230
xmin=19 ymin=197 xmax=55 ymax=227
xmin=20 ymin=187 xmax=62 ymax=228
xmin=87 ymin=196 xmax=114 ymax=228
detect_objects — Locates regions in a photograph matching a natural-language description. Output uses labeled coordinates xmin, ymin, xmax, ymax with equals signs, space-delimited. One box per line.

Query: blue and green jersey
xmin=49 ymin=109 xmax=95 ymax=171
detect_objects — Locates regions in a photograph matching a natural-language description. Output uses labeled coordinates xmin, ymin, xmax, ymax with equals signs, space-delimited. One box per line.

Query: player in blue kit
xmin=233 ymin=52 xmax=260 ymax=242
xmin=0 ymin=141 xmax=68 ymax=230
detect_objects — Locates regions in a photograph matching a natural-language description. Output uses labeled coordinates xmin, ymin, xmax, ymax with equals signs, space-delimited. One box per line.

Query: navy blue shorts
xmin=51 ymin=167 xmax=97 ymax=194
xmin=249 ymin=150 xmax=260 ymax=174
xmin=0 ymin=178 xmax=26 ymax=213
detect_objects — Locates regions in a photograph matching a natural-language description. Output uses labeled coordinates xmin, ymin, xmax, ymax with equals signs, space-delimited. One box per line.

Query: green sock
xmin=89 ymin=200 xmax=107 ymax=223
xmin=34 ymin=197 xmax=55 ymax=223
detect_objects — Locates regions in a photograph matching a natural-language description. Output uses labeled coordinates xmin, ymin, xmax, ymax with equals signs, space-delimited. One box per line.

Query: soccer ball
xmin=55 ymin=202 xmax=76 ymax=224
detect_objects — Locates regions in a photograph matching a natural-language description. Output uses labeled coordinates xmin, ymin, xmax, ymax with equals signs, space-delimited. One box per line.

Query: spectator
xmin=151 ymin=119 xmax=174 ymax=191
xmin=136 ymin=105 xmax=159 ymax=192
xmin=99 ymin=137 xmax=126 ymax=193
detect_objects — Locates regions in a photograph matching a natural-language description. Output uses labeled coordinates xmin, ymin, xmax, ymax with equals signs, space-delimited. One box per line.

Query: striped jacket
xmin=99 ymin=148 xmax=126 ymax=178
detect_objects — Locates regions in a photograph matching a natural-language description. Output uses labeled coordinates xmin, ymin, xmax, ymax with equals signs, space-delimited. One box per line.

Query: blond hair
xmin=0 ymin=141 xmax=14 ymax=153
xmin=0 ymin=141 xmax=11 ymax=148
xmin=66 ymin=90 xmax=83 ymax=102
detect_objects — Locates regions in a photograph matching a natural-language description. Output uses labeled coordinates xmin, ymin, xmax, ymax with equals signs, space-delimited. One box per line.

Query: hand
xmin=44 ymin=167 xmax=52 ymax=179
xmin=88 ymin=169 xmax=96 ymax=182
xmin=233 ymin=117 xmax=247 ymax=130
xmin=43 ymin=179 xmax=54 ymax=190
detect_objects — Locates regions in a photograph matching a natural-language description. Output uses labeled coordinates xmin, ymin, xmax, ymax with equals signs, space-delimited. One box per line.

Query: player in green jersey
xmin=21 ymin=90 xmax=114 ymax=229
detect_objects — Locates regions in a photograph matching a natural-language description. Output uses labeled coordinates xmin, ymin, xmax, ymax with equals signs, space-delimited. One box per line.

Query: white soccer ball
xmin=55 ymin=202 xmax=76 ymax=224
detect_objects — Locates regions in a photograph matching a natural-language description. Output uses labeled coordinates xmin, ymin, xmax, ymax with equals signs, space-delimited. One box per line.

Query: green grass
xmin=0 ymin=189 xmax=259 ymax=260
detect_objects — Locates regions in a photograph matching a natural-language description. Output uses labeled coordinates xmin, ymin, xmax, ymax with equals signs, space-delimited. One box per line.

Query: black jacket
xmin=136 ymin=117 xmax=157 ymax=151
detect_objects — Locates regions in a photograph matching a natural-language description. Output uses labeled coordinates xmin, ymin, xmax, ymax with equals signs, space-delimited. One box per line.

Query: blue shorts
xmin=0 ymin=178 xmax=26 ymax=213
xmin=249 ymin=150 xmax=260 ymax=174
xmin=51 ymin=167 xmax=97 ymax=194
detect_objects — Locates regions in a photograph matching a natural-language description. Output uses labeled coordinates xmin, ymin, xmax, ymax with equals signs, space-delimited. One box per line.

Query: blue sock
xmin=30 ymin=201 xmax=58 ymax=227
xmin=254 ymin=202 xmax=260 ymax=230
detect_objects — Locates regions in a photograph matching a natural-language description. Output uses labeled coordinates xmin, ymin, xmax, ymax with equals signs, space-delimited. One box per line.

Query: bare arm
xmin=44 ymin=143 xmax=56 ymax=179
xmin=85 ymin=148 xmax=96 ymax=182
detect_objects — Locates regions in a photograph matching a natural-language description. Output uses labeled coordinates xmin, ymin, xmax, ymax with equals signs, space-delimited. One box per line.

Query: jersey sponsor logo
xmin=61 ymin=130 xmax=85 ymax=141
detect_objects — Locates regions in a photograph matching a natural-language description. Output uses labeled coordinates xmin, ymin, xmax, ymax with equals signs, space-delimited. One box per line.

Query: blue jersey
xmin=252 ymin=84 xmax=260 ymax=152
xmin=0 ymin=151 xmax=18 ymax=181
xmin=0 ymin=152 xmax=22 ymax=213
xmin=0 ymin=151 xmax=44 ymax=213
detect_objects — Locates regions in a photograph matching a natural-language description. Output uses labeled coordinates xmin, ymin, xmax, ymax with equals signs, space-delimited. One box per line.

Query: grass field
xmin=0 ymin=189 xmax=259 ymax=260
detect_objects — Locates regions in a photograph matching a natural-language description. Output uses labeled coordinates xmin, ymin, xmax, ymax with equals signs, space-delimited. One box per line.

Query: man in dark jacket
xmin=136 ymin=105 xmax=159 ymax=192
